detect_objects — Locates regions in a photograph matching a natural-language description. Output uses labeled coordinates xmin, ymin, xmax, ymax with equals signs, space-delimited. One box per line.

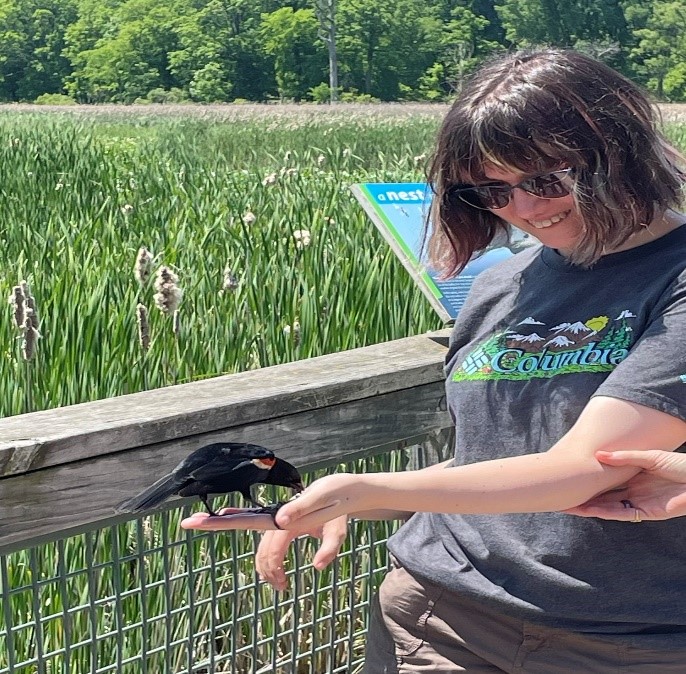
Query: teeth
xmin=530 ymin=211 xmax=570 ymax=229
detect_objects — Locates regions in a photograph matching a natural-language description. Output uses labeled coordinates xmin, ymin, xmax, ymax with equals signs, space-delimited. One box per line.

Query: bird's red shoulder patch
xmin=251 ymin=457 xmax=276 ymax=470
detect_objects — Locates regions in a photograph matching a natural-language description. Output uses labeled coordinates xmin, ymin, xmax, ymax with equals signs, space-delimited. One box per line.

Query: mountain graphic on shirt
xmin=454 ymin=312 xmax=635 ymax=381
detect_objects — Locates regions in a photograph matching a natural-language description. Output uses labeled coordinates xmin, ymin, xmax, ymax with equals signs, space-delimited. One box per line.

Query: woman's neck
xmin=604 ymin=209 xmax=684 ymax=255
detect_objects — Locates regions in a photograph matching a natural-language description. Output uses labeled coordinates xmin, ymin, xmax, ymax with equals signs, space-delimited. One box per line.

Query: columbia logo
xmin=680 ymin=375 xmax=686 ymax=384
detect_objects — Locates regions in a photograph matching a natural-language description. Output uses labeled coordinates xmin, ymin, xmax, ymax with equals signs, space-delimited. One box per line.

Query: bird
xmin=116 ymin=442 xmax=304 ymax=516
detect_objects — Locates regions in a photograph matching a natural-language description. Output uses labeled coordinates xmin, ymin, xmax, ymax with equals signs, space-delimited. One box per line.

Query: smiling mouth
xmin=528 ymin=210 xmax=571 ymax=229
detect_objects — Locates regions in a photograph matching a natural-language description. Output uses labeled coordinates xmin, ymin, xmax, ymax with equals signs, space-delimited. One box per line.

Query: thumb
xmin=596 ymin=449 xmax=686 ymax=483
xmin=274 ymin=490 xmax=340 ymax=529
xmin=595 ymin=450 xmax=660 ymax=470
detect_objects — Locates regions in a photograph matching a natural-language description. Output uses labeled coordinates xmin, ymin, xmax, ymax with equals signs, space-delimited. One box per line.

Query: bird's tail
xmin=116 ymin=473 xmax=177 ymax=513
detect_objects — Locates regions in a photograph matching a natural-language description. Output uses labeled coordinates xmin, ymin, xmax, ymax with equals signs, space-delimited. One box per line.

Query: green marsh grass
xmin=0 ymin=107 xmax=448 ymax=418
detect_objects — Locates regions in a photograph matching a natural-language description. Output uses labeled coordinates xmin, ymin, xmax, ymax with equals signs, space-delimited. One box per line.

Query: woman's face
xmin=483 ymin=164 xmax=583 ymax=256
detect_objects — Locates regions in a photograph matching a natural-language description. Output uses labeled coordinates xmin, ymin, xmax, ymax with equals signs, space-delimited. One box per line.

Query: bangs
xmin=454 ymin=101 xmax=577 ymax=184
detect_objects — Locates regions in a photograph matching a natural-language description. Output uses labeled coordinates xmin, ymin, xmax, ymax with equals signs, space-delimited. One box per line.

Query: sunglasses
xmin=447 ymin=168 xmax=574 ymax=210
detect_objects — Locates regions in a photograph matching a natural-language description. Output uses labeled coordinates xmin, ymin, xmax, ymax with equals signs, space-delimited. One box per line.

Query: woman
xmin=184 ymin=49 xmax=686 ymax=671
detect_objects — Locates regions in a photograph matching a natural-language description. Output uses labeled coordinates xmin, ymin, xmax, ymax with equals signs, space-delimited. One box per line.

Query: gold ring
xmin=632 ymin=509 xmax=642 ymax=523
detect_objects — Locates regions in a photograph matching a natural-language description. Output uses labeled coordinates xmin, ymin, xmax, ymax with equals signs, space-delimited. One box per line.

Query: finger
xmin=569 ymin=488 xmax=630 ymax=509
xmin=595 ymin=450 xmax=659 ymax=470
xmin=180 ymin=512 xmax=278 ymax=531
xmin=563 ymin=503 xmax=639 ymax=521
xmin=256 ymin=530 xmax=297 ymax=591
xmin=312 ymin=518 xmax=348 ymax=570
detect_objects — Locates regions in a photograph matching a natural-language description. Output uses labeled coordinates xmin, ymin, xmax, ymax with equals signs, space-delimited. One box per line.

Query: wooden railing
xmin=0 ymin=330 xmax=451 ymax=555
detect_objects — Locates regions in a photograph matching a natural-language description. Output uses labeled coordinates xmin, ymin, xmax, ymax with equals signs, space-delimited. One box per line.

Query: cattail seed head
xmin=283 ymin=320 xmax=301 ymax=347
xmin=293 ymin=229 xmax=311 ymax=249
xmin=222 ymin=264 xmax=239 ymax=292
xmin=154 ymin=266 xmax=178 ymax=290
xmin=136 ymin=303 xmax=150 ymax=352
xmin=153 ymin=266 xmax=183 ymax=314
xmin=21 ymin=316 xmax=40 ymax=361
xmin=17 ymin=280 xmax=40 ymax=330
xmin=8 ymin=286 xmax=25 ymax=328
xmin=243 ymin=211 xmax=256 ymax=226
xmin=134 ymin=247 xmax=153 ymax=286
xmin=26 ymin=296 xmax=40 ymax=330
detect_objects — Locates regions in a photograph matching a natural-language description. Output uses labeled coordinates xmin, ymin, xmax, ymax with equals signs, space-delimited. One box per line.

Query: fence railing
xmin=0 ymin=330 xmax=451 ymax=673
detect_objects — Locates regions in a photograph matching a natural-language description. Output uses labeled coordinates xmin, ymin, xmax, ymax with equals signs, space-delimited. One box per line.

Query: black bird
xmin=116 ymin=442 xmax=304 ymax=516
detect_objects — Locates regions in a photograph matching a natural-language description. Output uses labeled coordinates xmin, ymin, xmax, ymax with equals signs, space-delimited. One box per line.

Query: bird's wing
xmin=186 ymin=456 xmax=262 ymax=483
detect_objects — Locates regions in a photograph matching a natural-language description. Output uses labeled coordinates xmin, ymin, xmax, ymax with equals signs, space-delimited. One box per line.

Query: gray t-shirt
xmin=388 ymin=224 xmax=686 ymax=648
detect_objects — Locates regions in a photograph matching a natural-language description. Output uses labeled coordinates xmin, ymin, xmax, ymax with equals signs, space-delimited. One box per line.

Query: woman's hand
xmin=273 ymin=472 xmax=370 ymax=530
xmin=564 ymin=450 xmax=686 ymax=521
xmin=179 ymin=473 xmax=367 ymax=533
xmin=256 ymin=516 xmax=349 ymax=591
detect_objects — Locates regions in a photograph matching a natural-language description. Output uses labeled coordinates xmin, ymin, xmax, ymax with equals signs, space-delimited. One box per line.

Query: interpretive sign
xmin=351 ymin=183 xmax=532 ymax=323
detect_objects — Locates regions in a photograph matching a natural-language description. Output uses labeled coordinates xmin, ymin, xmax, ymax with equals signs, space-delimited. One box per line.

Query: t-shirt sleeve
xmin=593 ymin=273 xmax=686 ymax=421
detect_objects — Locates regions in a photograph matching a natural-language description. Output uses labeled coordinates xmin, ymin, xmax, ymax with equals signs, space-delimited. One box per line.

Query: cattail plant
xmin=134 ymin=247 xmax=153 ymax=288
xmin=283 ymin=320 xmax=301 ymax=348
xmin=222 ymin=264 xmax=239 ymax=293
xmin=293 ymin=229 xmax=311 ymax=249
xmin=136 ymin=303 xmax=150 ymax=353
xmin=153 ymin=265 xmax=183 ymax=384
xmin=21 ymin=315 xmax=40 ymax=362
xmin=153 ymin=266 xmax=183 ymax=315
xmin=8 ymin=286 xmax=25 ymax=329
xmin=21 ymin=280 xmax=40 ymax=331
xmin=9 ymin=281 xmax=42 ymax=413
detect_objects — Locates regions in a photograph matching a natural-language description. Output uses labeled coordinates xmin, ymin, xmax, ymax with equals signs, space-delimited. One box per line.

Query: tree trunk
xmin=315 ymin=0 xmax=338 ymax=103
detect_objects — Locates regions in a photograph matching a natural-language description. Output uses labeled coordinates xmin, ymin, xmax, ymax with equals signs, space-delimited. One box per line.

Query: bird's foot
xmin=253 ymin=502 xmax=287 ymax=529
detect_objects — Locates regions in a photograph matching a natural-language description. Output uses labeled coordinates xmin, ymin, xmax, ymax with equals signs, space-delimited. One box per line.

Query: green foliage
xmin=260 ymin=7 xmax=326 ymax=100
xmin=143 ymin=87 xmax=190 ymax=104
xmin=625 ymin=0 xmax=686 ymax=100
xmin=416 ymin=62 xmax=447 ymax=101
xmin=34 ymin=92 xmax=77 ymax=104
xmin=338 ymin=88 xmax=379 ymax=103
xmin=0 ymin=0 xmax=77 ymax=101
xmin=189 ymin=61 xmax=232 ymax=102
xmin=308 ymin=81 xmax=331 ymax=103
xmin=0 ymin=0 xmax=686 ymax=103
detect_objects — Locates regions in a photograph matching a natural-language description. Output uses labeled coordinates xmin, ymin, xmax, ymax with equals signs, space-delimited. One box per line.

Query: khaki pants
xmin=363 ymin=565 xmax=686 ymax=673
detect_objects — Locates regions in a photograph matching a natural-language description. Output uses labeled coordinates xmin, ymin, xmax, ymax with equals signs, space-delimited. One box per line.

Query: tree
xmin=495 ymin=0 xmax=629 ymax=50
xmin=65 ymin=0 xmax=190 ymax=102
xmin=0 ymin=0 xmax=78 ymax=101
xmin=168 ymin=0 xmax=276 ymax=102
xmin=313 ymin=0 xmax=338 ymax=102
xmin=625 ymin=0 xmax=686 ymax=99
xmin=260 ymin=7 xmax=326 ymax=100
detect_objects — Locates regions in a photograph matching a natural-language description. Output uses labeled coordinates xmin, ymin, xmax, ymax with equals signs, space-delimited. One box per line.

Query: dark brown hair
xmin=427 ymin=48 xmax=685 ymax=276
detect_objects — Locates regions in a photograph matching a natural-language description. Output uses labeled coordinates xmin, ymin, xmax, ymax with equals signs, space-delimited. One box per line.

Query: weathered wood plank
xmin=0 ymin=382 xmax=450 ymax=553
xmin=0 ymin=331 xmax=450 ymax=477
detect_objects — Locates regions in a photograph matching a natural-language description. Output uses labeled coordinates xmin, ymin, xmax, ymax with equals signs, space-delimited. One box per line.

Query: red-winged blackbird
xmin=116 ymin=442 xmax=304 ymax=516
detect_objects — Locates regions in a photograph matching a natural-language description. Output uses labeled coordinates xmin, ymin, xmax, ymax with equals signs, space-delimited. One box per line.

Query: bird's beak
xmin=293 ymin=481 xmax=305 ymax=493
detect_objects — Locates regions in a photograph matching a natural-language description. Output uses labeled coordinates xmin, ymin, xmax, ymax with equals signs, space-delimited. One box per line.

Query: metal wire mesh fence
xmin=1 ymin=443 xmax=448 ymax=674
